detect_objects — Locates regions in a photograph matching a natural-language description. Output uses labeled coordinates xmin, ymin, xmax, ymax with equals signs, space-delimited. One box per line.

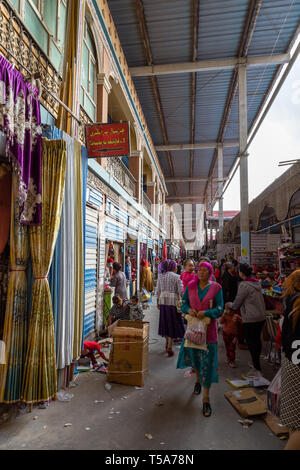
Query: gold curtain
xmin=56 ymin=0 xmax=80 ymax=134
xmin=0 ymin=172 xmax=29 ymax=403
xmin=72 ymin=140 xmax=84 ymax=359
xmin=22 ymin=139 xmax=66 ymax=403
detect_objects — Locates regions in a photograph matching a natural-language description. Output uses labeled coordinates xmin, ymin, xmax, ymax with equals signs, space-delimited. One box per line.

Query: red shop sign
xmin=86 ymin=122 xmax=130 ymax=158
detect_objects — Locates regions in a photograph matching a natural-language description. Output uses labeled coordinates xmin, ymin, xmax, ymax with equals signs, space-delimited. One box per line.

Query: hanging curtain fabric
xmin=22 ymin=139 xmax=66 ymax=403
xmin=0 ymin=163 xmax=12 ymax=255
xmin=0 ymin=244 xmax=9 ymax=340
xmin=56 ymin=132 xmax=75 ymax=370
xmin=56 ymin=0 xmax=81 ymax=134
xmin=72 ymin=139 xmax=84 ymax=359
xmin=42 ymin=126 xmax=62 ymax=342
xmin=0 ymin=54 xmax=42 ymax=225
xmin=0 ymin=173 xmax=29 ymax=403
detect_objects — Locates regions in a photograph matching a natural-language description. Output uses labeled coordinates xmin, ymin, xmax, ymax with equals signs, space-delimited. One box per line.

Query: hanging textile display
xmin=22 ymin=139 xmax=66 ymax=403
xmin=0 ymin=163 xmax=11 ymax=341
xmin=0 ymin=244 xmax=9 ymax=340
xmin=0 ymin=173 xmax=29 ymax=403
xmin=56 ymin=132 xmax=75 ymax=370
xmin=0 ymin=163 xmax=12 ymax=254
xmin=0 ymin=55 xmax=42 ymax=225
xmin=72 ymin=139 xmax=84 ymax=359
xmin=42 ymin=126 xmax=62 ymax=348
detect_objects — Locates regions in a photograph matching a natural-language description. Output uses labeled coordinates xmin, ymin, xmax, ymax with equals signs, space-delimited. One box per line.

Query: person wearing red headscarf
xmin=177 ymin=262 xmax=223 ymax=417
xmin=140 ymin=259 xmax=153 ymax=293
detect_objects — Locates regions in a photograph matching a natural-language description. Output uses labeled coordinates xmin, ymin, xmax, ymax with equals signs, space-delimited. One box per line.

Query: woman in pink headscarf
xmin=177 ymin=262 xmax=224 ymax=417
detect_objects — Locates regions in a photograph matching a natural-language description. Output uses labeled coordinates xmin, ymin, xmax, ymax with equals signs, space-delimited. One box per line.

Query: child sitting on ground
xmin=220 ymin=302 xmax=242 ymax=368
xmin=124 ymin=295 xmax=144 ymax=321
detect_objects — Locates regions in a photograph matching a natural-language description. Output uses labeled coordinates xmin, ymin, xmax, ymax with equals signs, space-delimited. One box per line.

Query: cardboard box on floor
xmin=263 ymin=412 xmax=289 ymax=437
xmin=107 ymin=320 xmax=149 ymax=387
xmin=225 ymin=388 xmax=267 ymax=418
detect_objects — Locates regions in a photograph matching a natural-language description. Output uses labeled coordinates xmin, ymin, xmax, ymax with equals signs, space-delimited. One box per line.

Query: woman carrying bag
xmin=177 ymin=262 xmax=223 ymax=417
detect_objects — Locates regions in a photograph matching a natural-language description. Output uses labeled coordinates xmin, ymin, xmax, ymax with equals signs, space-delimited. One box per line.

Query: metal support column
xmin=218 ymin=144 xmax=224 ymax=243
xmin=136 ymin=230 xmax=141 ymax=292
xmin=139 ymin=150 xmax=143 ymax=205
xmin=209 ymin=178 xmax=213 ymax=247
xmin=238 ymin=64 xmax=250 ymax=264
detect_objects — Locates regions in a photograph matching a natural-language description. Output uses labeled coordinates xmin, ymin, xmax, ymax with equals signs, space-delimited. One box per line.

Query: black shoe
xmin=202 ymin=402 xmax=212 ymax=417
xmin=193 ymin=382 xmax=201 ymax=395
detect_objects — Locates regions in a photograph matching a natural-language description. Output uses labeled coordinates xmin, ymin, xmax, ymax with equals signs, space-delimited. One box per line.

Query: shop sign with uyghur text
xmin=86 ymin=122 xmax=130 ymax=158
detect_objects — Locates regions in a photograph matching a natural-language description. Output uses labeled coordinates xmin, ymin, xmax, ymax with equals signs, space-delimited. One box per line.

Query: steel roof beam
xmin=156 ymin=141 xmax=238 ymax=151
xmin=166 ymin=196 xmax=205 ymax=201
xmin=165 ymin=177 xmax=226 ymax=183
xmin=129 ymin=53 xmax=289 ymax=77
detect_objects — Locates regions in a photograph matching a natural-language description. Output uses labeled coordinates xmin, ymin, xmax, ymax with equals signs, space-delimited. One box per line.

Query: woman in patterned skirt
xmin=177 ymin=262 xmax=223 ymax=417
xmin=157 ymin=259 xmax=184 ymax=357
xmin=280 ymin=269 xmax=300 ymax=450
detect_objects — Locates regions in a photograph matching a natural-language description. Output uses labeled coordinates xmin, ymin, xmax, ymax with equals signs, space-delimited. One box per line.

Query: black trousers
xmin=242 ymin=321 xmax=265 ymax=371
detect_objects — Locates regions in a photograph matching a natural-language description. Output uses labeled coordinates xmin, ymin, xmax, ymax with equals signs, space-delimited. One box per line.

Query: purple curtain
xmin=0 ymin=54 xmax=42 ymax=225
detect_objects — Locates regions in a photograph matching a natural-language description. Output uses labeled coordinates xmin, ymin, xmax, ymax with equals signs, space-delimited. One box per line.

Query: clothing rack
xmin=0 ymin=44 xmax=81 ymax=124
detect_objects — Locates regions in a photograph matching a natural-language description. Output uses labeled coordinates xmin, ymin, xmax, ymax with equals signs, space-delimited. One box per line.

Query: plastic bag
xmin=184 ymin=317 xmax=207 ymax=346
xmin=140 ymin=288 xmax=151 ymax=302
xmin=267 ymin=367 xmax=281 ymax=417
xmin=56 ymin=390 xmax=74 ymax=402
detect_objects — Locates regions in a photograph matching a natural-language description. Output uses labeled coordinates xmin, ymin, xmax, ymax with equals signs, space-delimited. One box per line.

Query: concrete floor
xmin=0 ymin=297 xmax=285 ymax=450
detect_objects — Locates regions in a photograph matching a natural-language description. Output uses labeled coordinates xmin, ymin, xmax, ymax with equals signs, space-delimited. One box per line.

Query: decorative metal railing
xmin=79 ymin=106 xmax=92 ymax=146
xmin=0 ymin=0 xmax=62 ymax=118
xmin=143 ymin=191 xmax=152 ymax=215
xmin=106 ymin=156 xmax=136 ymax=198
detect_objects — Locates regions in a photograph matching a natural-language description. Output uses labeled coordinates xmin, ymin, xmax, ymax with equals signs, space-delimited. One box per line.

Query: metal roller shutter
xmin=84 ymin=206 xmax=98 ymax=338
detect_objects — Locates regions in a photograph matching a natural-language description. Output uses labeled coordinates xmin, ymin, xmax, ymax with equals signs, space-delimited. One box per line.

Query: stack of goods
xmin=279 ymin=243 xmax=300 ymax=277
xmin=261 ymin=273 xmax=282 ymax=298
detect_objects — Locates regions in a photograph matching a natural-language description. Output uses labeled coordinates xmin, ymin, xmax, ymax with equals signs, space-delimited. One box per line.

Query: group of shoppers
xmin=105 ymin=253 xmax=300 ymax=447
xmin=155 ymin=256 xmax=300 ymax=447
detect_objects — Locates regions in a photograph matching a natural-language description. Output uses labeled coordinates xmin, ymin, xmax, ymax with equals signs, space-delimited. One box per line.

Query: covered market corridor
xmin=0 ymin=298 xmax=284 ymax=451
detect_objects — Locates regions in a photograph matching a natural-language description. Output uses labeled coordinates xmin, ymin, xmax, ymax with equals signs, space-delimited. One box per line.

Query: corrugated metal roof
xmin=195 ymin=69 xmax=234 ymax=142
xmin=143 ymin=0 xmax=193 ymax=64
xmin=156 ymin=74 xmax=191 ymax=144
xmin=197 ymin=0 xmax=250 ymax=60
xmin=107 ymin=0 xmax=300 ymax=200
xmin=248 ymin=0 xmax=300 ymax=56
